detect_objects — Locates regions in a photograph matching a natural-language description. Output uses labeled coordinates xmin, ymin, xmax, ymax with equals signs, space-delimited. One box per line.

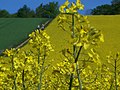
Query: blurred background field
xmin=47 ymin=15 xmax=120 ymax=60
xmin=20 ymin=15 xmax=120 ymax=62
xmin=0 ymin=15 xmax=120 ymax=61
xmin=88 ymin=15 xmax=120 ymax=59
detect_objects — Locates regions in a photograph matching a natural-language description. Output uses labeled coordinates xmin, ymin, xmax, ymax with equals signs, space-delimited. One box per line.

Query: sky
xmin=0 ymin=0 xmax=112 ymax=14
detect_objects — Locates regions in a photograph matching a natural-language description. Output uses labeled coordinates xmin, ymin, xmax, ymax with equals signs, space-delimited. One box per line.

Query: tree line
xmin=0 ymin=2 xmax=59 ymax=18
xmin=1 ymin=0 xmax=120 ymax=17
xmin=91 ymin=0 xmax=120 ymax=15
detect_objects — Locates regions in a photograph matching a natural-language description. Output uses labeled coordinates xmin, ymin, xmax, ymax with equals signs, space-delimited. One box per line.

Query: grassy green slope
xmin=0 ymin=18 xmax=49 ymax=50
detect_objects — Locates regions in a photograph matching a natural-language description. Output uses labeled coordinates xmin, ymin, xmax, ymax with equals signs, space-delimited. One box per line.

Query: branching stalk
xmin=76 ymin=63 xmax=82 ymax=90
xmin=38 ymin=48 xmax=40 ymax=64
xmin=22 ymin=69 xmax=25 ymax=90
xmin=22 ymin=58 xmax=27 ymax=90
xmin=38 ymin=46 xmax=46 ymax=90
xmin=37 ymin=48 xmax=41 ymax=89
xmin=69 ymin=73 xmax=74 ymax=90
xmin=114 ymin=55 xmax=117 ymax=90
xmin=75 ymin=46 xmax=83 ymax=63
xmin=69 ymin=13 xmax=83 ymax=90
xmin=69 ymin=14 xmax=75 ymax=90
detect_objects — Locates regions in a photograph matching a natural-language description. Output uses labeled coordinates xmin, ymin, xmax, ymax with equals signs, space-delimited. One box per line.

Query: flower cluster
xmin=0 ymin=29 xmax=54 ymax=90
xmin=0 ymin=0 xmax=120 ymax=89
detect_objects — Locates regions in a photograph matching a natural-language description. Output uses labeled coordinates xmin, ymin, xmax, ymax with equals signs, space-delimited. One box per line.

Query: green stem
xmin=75 ymin=46 xmax=83 ymax=63
xmin=72 ymin=14 xmax=75 ymax=38
xmin=38 ymin=46 xmax=46 ymax=90
xmin=38 ymin=48 xmax=40 ymax=64
xmin=109 ymin=79 xmax=114 ymax=90
xmin=76 ymin=63 xmax=82 ymax=90
xmin=37 ymin=48 xmax=40 ymax=90
xmin=69 ymin=14 xmax=75 ymax=90
xmin=22 ymin=58 xmax=27 ymax=90
xmin=69 ymin=73 xmax=74 ymax=90
xmin=66 ymin=13 xmax=83 ymax=90
xmin=11 ymin=55 xmax=17 ymax=90
xmin=115 ymin=56 xmax=117 ymax=90
xmin=75 ymin=46 xmax=83 ymax=90
xmin=22 ymin=69 xmax=25 ymax=90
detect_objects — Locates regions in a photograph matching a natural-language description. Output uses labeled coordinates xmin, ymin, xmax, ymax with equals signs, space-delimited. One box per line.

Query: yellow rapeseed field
xmin=22 ymin=15 xmax=120 ymax=63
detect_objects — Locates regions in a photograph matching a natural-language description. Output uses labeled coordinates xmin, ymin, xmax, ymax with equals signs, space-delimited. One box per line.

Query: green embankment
xmin=0 ymin=18 xmax=49 ymax=50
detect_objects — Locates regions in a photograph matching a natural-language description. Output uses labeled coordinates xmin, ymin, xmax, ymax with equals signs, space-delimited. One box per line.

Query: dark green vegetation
xmin=0 ymin=10 xmax=10 ymax=18
xmin=111 ymin=0 xmax=120 ymax=4
xmin=0 ymin=18 xmax=49 ymax=50
xmin=91 ymin=0 xmax=120 ymax=15
xmin=0 ymin=2 xmax=59 ymax=18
